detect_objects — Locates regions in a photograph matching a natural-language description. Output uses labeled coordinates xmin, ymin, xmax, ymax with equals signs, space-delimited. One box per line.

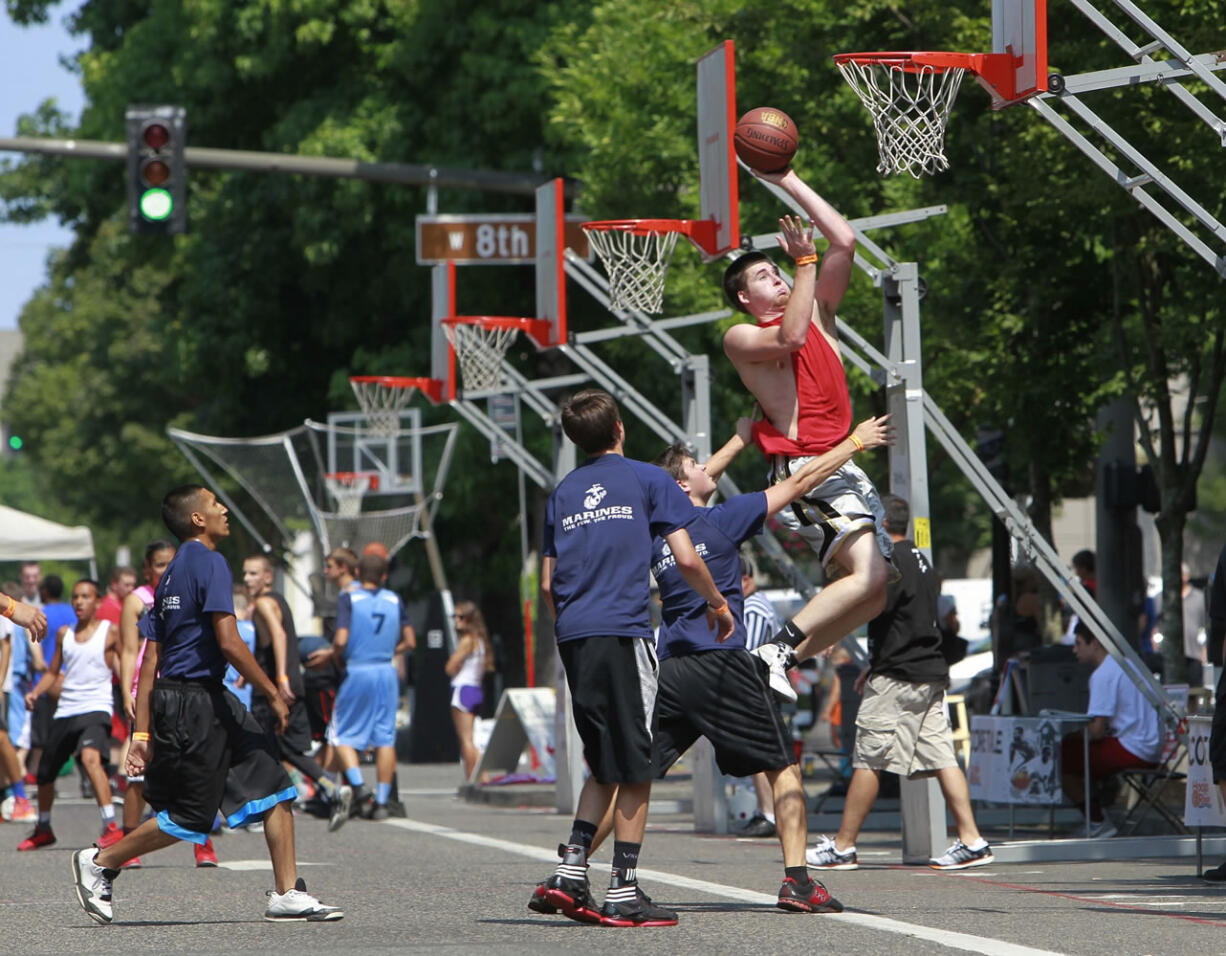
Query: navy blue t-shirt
xmin=544 ymin=454 xmax=692 ymax=642
xmin=652 ymin=493 xmax=768 ymax=660
xmin=140 ymin=539 xmax=234 ymax=680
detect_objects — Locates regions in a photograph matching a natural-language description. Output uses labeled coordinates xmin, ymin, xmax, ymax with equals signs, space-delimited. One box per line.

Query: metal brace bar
xmin=447 ymin=400 xmax=554 ymax=489
xmin=1029 ymin=99 xmax=1226 ymax=275
xmin=1108 ymin=0 xmax=1226 ymax=102
xmin=1052 ymin=51 xmax=1226 ymax=97
xmin=1059 ymin=94 xmax=1226 ymax=244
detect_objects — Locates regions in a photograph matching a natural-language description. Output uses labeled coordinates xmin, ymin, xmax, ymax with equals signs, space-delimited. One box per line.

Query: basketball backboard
xmin=431 ymin=261 xmax=457 ymax=402
xmin=534 ymin=178 xmax=567 ymax=345
xmin=984 ymin=0 xmax=1047 ymax=107
xmin=324 ymin=409 xmax=423 ymax=497
xmin=697 ymin=41 xmax=740 ymax=255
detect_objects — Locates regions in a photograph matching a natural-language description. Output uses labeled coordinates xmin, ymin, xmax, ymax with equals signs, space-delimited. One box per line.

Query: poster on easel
xmin=1185 ymin=716 xmax=1226 ymax=827
xmin=970 ymin=715 xmax=1063 ymax=805
xmin=470 ymin=687 xmax=557 ymax=783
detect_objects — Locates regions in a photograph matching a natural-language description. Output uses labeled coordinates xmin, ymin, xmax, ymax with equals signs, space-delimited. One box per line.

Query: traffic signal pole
xmin=0 ymin=135 xmax=563 ymax=197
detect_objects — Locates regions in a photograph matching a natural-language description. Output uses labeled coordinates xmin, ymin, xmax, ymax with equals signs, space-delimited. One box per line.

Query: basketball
xmin=734 ymin=107 xmax=799 ymax=173
xmin=362 ymin=540 xmax=389 ymax=559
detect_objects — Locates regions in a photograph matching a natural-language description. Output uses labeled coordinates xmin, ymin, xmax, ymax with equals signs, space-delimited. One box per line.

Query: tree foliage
xmin=2 ymin=0 xmax=1223 ymax=672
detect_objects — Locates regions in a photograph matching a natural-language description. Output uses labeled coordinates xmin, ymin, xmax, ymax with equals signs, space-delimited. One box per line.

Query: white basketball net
xmin=584 ymin=227 xmax=682 ymax=314
xmin=324 ymin=474 xmax=371 ymax=518
xmin=443 ymin=322 xmax=519 ymax=393
xmin=349 ymin=379 xmax=417 ymax=435
xmin=836 ymin=59 xmax=966 ymax=178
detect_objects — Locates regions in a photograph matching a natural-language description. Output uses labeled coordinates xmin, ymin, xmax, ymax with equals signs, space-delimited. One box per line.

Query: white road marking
xmin=216 ymin=860 xmax=328 ymax=871
xmin=382 ymin=817 xmax=1065 ymax=956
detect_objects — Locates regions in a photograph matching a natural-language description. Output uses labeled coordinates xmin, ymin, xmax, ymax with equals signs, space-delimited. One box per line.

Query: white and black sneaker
xmin=752 ymin=641 xmax=798 ymax=702
xmin=929 ymin=839 xmax=993 ymax=870
xmin=72 ymin=846 xmax=118 ymax=924
xmin=806 ymin=835 xmax=859 ymax=870
xmin=264 ymin=877 xmax=344 ymax=921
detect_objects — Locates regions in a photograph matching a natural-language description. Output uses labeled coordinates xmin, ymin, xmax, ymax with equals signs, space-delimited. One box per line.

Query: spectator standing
xmin=807 ymin=495 xmax=993 ymax=871
xmin=97 ymin=567 xmax=138 ymax=626
xmin=19 ymin=562 xmax=42 ymax=606
xmin=445 ymin=600 xmax=494 ymax=782
xmin=1181 ymin=564 xmax=1207 ymax=687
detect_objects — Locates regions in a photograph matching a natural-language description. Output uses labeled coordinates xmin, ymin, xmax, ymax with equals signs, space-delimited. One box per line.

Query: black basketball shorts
xmin=143 ymin=678 xmax=295 ymax=842
xmin=558 ymin=636 xmax=658 ymax=785
xmin=654 ymin=649 xmax=795 ymax=778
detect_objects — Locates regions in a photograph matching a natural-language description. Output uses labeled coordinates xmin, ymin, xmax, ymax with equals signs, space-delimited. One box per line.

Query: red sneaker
xmin=97 ymin=822 xmax=123 ymax=849
xmin=776 ymin=876 xmax=844 ymax=914
xmin=22 ymin=773 xmax=36 ymax=786
xmin=121 ymin=855 xmax=143 ymax=869
xmin=194 ymin=838 xmax=218 ymax=867
xmin=17 ymin=825 xmax=56 ymax=851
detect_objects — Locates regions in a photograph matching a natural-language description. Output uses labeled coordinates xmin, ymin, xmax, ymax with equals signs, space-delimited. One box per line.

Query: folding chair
xmin=1116 ymin=687 xmax=1190 ymax=836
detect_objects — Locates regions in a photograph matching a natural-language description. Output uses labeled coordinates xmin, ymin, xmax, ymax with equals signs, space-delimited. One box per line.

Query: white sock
xmin=763 ymin=812 xmax=776 ymax=825
xmin=100 ymin=804 xmax=116 ymax=824
xmin=966 ymin=837 xmax=988 ymax=850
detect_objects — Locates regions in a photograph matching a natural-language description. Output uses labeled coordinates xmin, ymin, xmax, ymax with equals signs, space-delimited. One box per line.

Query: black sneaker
xmin=368 ymin=803 xmax=389 ymax=821
xmin=599 ymin=874 xmax=678 ymax=927
xmin=1203 ymin=861 xmax=1226 ymax=883
xmin=527 ymin=882 xmax=558 ymax=915
xmin=541 ymin=844 xmax=601 ymax=924
xmin=776 ymin=875 xmax=844 ymax=914
xmin=739 ymin=812 xmax=777 ymax=838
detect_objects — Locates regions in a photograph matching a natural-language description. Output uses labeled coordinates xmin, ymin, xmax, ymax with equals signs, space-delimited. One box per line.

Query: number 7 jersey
xmin=336 ymin=586 xmax=404 ymax=664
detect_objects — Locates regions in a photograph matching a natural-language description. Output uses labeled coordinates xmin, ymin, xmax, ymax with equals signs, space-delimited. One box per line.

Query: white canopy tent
xmin=0 ymin=505 xmax=97 ymax=577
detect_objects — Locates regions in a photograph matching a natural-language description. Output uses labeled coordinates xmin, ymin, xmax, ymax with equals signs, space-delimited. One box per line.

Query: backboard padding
xmin=697 ymin=41 xmax=740 ymax=255
xmin=991 ymin=0 xmax=1047 ymax=104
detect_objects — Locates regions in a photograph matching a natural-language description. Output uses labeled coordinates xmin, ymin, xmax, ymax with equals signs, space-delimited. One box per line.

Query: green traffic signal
xmin=139 ymin=188 xmax=173 ymax=222
xmin=7 ymin=434 xmax=22 ymax=451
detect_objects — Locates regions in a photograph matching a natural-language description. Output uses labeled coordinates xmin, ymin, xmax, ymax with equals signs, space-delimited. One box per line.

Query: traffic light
xmin=126 ymin=105 xmax=187 ymax=235
xmin=1 ymin=422 xmax=24 ymax=456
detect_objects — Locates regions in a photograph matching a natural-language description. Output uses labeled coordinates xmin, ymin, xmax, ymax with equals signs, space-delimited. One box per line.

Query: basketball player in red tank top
xmin=721 ymin=166 xmax=892 ymax=686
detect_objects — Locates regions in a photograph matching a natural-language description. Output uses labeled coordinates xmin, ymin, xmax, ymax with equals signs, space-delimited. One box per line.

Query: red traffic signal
xmin=142 ymin=123 xmax=170 ymax=150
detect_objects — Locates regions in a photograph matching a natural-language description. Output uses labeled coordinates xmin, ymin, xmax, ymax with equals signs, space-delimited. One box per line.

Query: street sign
xmin=416 ymin=214 xmax=590 ymax=265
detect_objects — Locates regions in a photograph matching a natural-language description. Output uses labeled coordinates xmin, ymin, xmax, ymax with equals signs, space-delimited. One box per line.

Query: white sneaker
xmin=752 ymin=642 xmax=798 ymax=702
xmin=806 ymin=835 xmax=859 ymax=870
xmin=1084 ymin=819 xmax=1118 ymax=839
xmin=264 ymin=879 xmax=344 ymax=922
xmin=71 ymin=846 xmax=116 ymax=924
xmin=929 ymin=839 xmax=994 ymax=870
xmin=328 ymin=784 xmax=353 ymax=833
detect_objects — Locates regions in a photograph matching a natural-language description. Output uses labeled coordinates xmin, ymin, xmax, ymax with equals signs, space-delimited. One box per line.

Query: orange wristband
xmin=708 ymin=601 xmax=730 ymax=615
xmin=794 ymin=254 xmax=819 ymax=267
xmin=849 ymin=433 xmax=865 ymax=452
xmin=0 ymin=594 xmax=14 ymax=619
xmin=132 ymin=732 xmax=150 ymax=742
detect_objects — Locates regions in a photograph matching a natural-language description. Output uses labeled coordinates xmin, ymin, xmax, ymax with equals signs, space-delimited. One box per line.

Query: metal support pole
xmin=551 ymin=427 xmax=584 ymax=814
xmin=882 ymin=262 xmax=946 ymax=863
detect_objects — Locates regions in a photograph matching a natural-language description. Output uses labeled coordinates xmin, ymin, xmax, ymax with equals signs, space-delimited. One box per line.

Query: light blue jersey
xmin=223 ymin=619 xmax=258 ymax=710
xmin=336 ymin=587 xmax=404 ymax=664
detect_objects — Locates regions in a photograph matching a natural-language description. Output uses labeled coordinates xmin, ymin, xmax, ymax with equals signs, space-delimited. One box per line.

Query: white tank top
xmin=56 ymin=620 xmax=114 ymax=719
xmin=452 ymin=638 xmax=486 ymax=689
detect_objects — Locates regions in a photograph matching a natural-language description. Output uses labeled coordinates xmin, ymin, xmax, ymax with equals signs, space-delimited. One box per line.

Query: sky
xmin=0 ymin=4 xmax=84 ymax=331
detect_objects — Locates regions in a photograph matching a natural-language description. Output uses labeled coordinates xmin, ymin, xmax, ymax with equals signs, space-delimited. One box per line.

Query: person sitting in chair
xmin=1061 ymin=621 xmax=1162 ymax=839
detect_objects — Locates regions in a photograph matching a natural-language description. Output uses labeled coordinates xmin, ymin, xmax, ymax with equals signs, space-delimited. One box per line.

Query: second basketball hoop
xmin=441 ymin=316 xmax=552 ymax=394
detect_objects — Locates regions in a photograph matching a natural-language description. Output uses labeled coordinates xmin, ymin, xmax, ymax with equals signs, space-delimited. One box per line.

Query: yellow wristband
xmin=0 ymin=594 xmax=14 ymax=619
xmin=278 ymin=674 xmax=290 ymax=684
xmin=132 ymin=732 xmax=151 ymax=742
xmin=794 ymin=254 xmax=819 ymax=267
xmin=849 ymin=433 xmax=865 ymax=452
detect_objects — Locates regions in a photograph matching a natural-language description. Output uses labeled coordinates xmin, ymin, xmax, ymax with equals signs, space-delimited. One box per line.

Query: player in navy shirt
xmin=73 ymin=486 xmax=342 ymax=926
xmin=532 ymin=389 xmax=732 ymax=929
xmin=648 ymin=413 xmax=890 ymax=914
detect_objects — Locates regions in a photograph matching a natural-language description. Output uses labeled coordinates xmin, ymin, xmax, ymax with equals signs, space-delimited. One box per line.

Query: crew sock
xmin=771 ymin=620 xmax=806 ymax=649
xmin=785 ymin=865 xmax=809 ymax=884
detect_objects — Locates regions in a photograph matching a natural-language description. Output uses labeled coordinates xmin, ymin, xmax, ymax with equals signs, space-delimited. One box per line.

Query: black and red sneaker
xmin=527 ymin=882 xmax=558 ymax=915
xmin=540 ymin=844 xmax=602 ymax=924
xmin=599 ymin=875 xmax=678 ymax=928
xmin=776 ymin=876 xmax=844 ymax=914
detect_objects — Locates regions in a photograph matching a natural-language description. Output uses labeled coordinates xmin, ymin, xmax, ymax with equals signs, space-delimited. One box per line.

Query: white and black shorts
xmin=654 ymin=650 xmax=795 ymax=778
xmin=36 ymin=711 xmax=112 ymax=785
xmin=144 ymin=678 xmax=296 ymax=843
xmin=558 ymin=636 xmax=658 ymax=785
xmin=769 ymin=457 xmax=891 ymax=568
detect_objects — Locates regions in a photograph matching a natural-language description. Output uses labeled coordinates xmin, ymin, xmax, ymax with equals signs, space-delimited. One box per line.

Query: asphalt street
xmin=3 ymin=762 xmax=1226 ymax=955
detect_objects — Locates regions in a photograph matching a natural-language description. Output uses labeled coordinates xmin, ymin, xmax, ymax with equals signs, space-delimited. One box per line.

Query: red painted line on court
xmin=933 ymin=870 xmax=1226 ymax=928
